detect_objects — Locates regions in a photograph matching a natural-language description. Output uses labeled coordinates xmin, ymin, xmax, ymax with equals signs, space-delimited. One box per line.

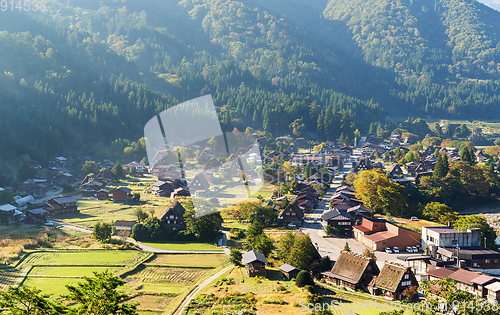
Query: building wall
xmin=422 ymin=227 xmax=481 ymax=250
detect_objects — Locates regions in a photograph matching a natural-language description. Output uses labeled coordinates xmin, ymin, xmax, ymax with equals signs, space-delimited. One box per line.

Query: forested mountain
xmin=1 ymin=0 xmax=500 ymax=159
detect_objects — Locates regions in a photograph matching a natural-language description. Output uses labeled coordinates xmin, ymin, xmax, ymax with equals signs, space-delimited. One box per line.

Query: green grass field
xmin=139 ymin=241 xmax=223 ymax=251
xmin=23 ymin=277 xmax=82 ymax=296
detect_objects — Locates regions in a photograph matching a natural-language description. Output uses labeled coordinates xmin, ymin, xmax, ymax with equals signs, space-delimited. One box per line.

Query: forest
xmin=0 ymin=0 xmax=500 ymax=160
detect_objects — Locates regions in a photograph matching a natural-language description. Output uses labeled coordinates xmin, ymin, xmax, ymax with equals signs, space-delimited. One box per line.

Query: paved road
xmin=50 ymin=220 xmax=230 ymax=254
xmin=173 ymin=265 xmax=234 ymax=315
xmin=300 ymin=141 xmax=424 ymax=268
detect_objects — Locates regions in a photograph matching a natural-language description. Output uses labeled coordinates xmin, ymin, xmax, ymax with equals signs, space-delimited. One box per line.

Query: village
xmin=1 ymin=125 xmax=500 ymax=314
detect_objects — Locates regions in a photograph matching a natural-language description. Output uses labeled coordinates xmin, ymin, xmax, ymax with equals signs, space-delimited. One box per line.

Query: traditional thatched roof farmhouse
xmin=321 ymin=251 xmax=379 ymax=292
xmin=368 ymin=262 xmax=419 ymax=300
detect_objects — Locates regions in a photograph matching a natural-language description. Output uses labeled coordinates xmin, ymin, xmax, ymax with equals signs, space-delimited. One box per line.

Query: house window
xmin=382 ymin=242 xmax=387 ymax=245
xmin=167 ymin=220 xmax=170 ymax=224
xmin=170 ymin=215 xmax=174 ymax=219
xmin=401 ymin=281 xmax=411 ymax=286
xmin=485 ymin=259 xmax=491 ymax=264
xmin=404 ymin=274 xmax=409 ymax=280
xmin=495 ymin=259 xmax=499 ymax=263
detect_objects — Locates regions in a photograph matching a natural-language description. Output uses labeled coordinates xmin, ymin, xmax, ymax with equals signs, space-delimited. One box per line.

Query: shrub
xmin=296 ymin=270 xmax=314 ymax=287
xmin=305 ymin=285 xmax=315 ymax=294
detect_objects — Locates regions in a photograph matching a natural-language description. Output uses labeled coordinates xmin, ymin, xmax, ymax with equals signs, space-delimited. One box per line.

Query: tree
xmin=277 ymin=231 xmax=295 ymax=261
xmin=0 ymin=286 xmax=67 ymax=315
xmin=423 ymin=202 xmax=452 ymax=222
xmin=362 ymin=248 xmax=377 ymax=261
xmin=402 ymin=285 xmax=418 ymax=301
xmin=245 ymin=220 xmax=263 ymax=248
xmin=82 ymin=160 xmax=98 ymax=175
xmin=325 ymin=225 xmax=339 ymax=237
xmin=280 ymin=182 xmax=290 ymax=195
xmin=112 ymin=160 xmax=124 ymax=178
xmin=288 ymin=234 xmax=316 ymax=270
xmin=18 ymin=162 xmax=36 ymax=181
xmin=133 ymin=208 xmax=148 ymax=222
xmin=253 ymin=234 xmax=274 ymax=257
xmin=92 ymin=222 xmax=112 ymax=242
xmin=376 ymin=183 xmax=406 ymax=216
xmin=416 ymin=278 xmax=495 ymax=315
xmin=184 ymin=207 xmax=223 ymax=240
xmin=229 ymin=248 xmax=242 ymax=266
xmin=304 ymin=162 xmax=312 ymax=178
xmin=455 ymin=215 xmax=498 ymax=250
xmin=65 ymin=270 xmax=139 ymax=315
xmin=433 ymin=153 xmax=447 ymax=178
xmin=290 ymin=118 xmax=305 ymax=137
xmin=131 ymin=193 xmax=141 ymax=204
xmin=343 ymin=241 xmax=351 ymax=252
xmin=130 ymin=222 xmax=149 ymax=241
xmin=295 ymin=270 xmax=314 ymax=287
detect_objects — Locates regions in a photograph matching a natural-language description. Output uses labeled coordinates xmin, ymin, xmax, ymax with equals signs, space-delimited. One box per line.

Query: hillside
xmin=1 ymin=0 xmax=500 ymax=158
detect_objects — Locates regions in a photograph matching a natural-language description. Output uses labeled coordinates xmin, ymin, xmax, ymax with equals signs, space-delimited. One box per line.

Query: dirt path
xmin=173 ymin=265 xmax=234 ymax=315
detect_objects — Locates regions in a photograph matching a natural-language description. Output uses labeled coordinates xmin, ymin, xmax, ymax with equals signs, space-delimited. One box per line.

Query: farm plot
xmin=29 ymin=266 xmax=123 ymax=277
xmin=146 ymin=254 xmax=229 ymax=268
xmin=19 ymin=250 xmax=149 ymax=267
xmin=0 ymin=266 xmax=28 ymax=291
xmin=127 ymin=294 xmax=176 ymax=313
xmin=128 ymin=266 xmax=211 ymax=284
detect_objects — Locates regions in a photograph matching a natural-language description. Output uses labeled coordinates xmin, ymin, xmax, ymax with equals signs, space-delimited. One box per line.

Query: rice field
xmin=146 ymin=253 xmax=228 ymax=268
xmin=28 ymin=266 xmax=123 ymax=277
xmin=19 ymin=250 xmax=149 ymax=267
xmin=129 ymin=266 xmax=211 ymax=284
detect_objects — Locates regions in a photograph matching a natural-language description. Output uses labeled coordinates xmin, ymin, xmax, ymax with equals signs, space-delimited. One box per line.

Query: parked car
xmin=44 ymin=222 xmax=54 ymax=226
xmin=385 ymin=247 xmax=393 ymax=253
xmin=411 ymin=216 xmax=419 ymax=221
xmin=406 ymin=246 xmax=413 ymax=252
xmin=412 ymin=246 xmax=418 ymax=253
xmin=288 ymin=223 xmax=296 ymax=228
xmin=393 ymin=247 xmax=400 ymax=253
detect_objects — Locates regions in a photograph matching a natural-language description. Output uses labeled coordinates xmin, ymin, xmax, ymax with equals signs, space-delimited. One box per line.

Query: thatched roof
xmin=370 ymin=262 xmax=410 ymax=292
xmin=160 ymin=200 xmax=186 ymax=221
xmin=330 ymin=251 xmax=376 ymax=284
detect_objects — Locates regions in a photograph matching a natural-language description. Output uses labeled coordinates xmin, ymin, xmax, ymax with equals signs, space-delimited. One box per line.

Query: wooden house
xmin=279 ymin=264 xmax=300 ymax=280
xmin=387 ymin=163 xmax=403 ymax=177
xmin=170 ymin=188 xmax=190 ymax=198
xmin=321 ymin=251 xmax=379 ymax=292
xmin=368 ymin=262 xmax=419 ymax=300
xmin=321 ymin=209 xmax=355 ymax=236
xmin=25 ymin=208 xmax=48 ymax=224
xmin=151 ymin=180 xmax=174 ymax=197
xmin=113 ymin=187 xmax=132 ymax=203
xmin=96 ymin=189 xmax=109 ymax=200
xmin=159 ymin=200 xmax=186 ymax=230
xmin=278 ymin=200 xmax=304 ymax=225
xmin=405 ymin=162 xmax=418 ymax=173
xmin=44 ymin=197 xmax=78 ymax=214
xmin=189 ymin=172 xmax=210 ymax=192
xmin=243 ymin=250 xmax=268 ymax=277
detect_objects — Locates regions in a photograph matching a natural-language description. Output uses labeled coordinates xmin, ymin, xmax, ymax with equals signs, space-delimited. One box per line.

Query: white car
xmin=288 ymin=223 xmax=296 ymax=228
xmin=393 ymin=247 xmax=400 ymax=253
xmin=406 ymin=246 xmax=413 ymax=252
xmin=412 ymin=246 xmax=418 ymax=253
xmin=411 ymin=216 xmax=419 ymax=221
xmin=44 ymin=222 xmax=54 ymax=226
xmin=385 ymin=247 xmax=393 ymax=253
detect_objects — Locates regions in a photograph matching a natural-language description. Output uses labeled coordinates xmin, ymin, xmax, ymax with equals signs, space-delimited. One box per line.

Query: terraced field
xmin=19 ymin=250 xmax=149 ymax=267
xmin=4 ymin=251 xmax=230 ymax=315
xmin=130 ymin=266 xmax=211 ymax=284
